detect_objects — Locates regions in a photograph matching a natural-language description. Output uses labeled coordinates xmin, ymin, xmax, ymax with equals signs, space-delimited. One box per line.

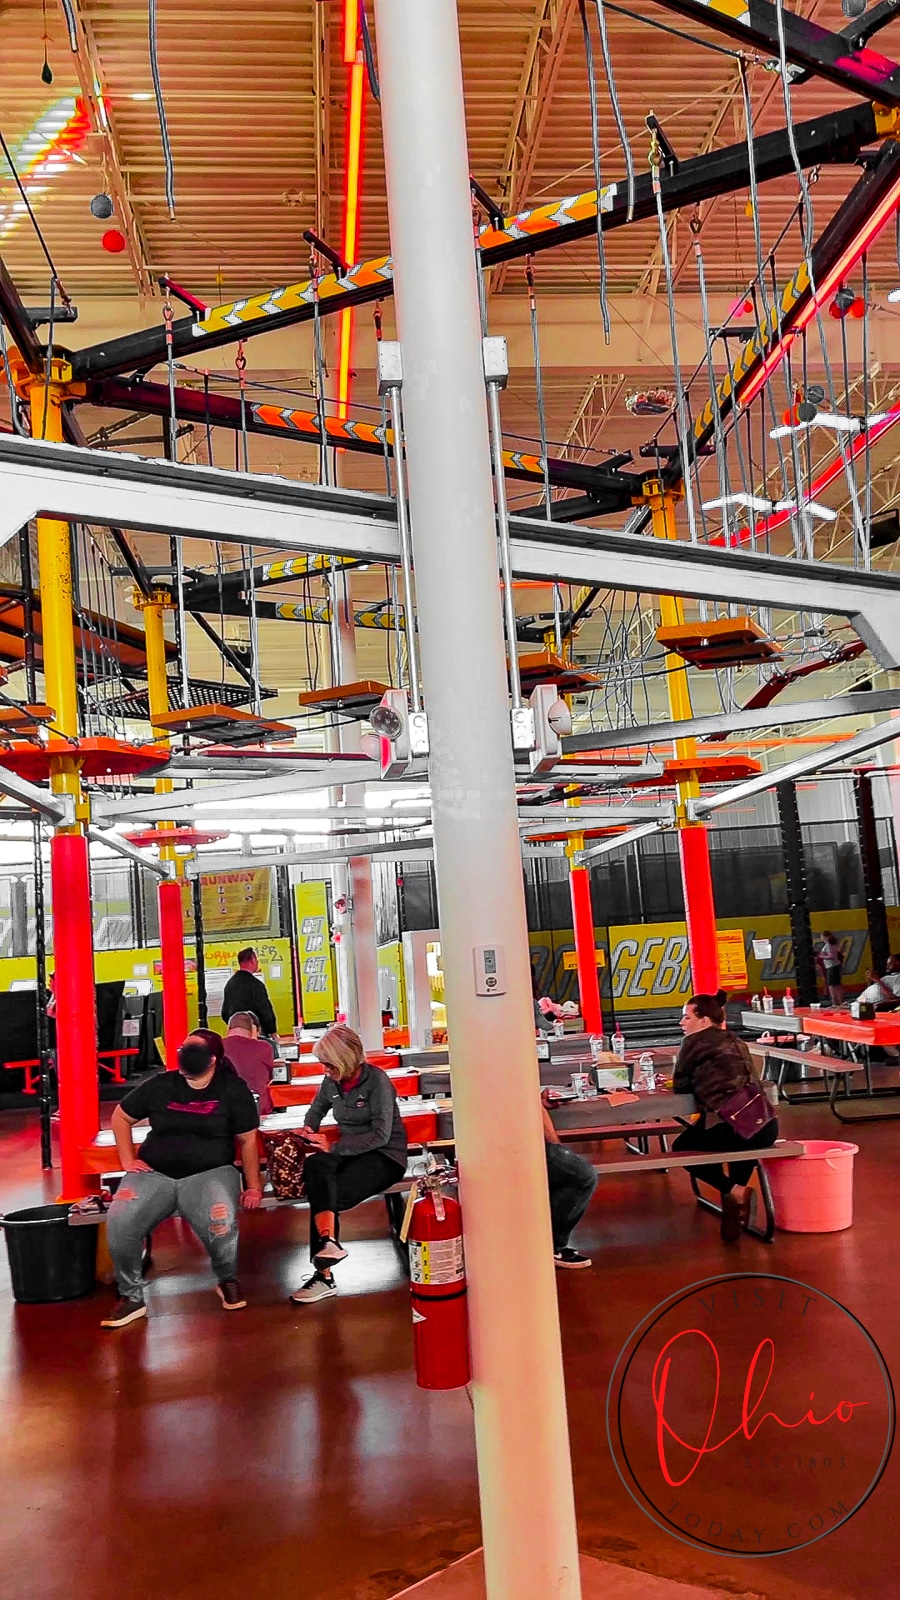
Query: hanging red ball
xmin=743 ymin=298 xmax=753 ymax=315
xmin=101 ymin=229 xmax=127 ymax=254
xmin=828 ymin=300 xmax=844 ymax=319
xmin=849 ymin=296 xmax=867 ymax=319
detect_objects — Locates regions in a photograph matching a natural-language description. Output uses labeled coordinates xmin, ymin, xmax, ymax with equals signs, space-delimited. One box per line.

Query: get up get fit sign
xmin=607 ymin=1274 xmax=895 ymax=1557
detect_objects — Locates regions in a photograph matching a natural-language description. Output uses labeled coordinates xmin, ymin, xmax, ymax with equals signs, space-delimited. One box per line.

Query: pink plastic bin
xmin=766 ymin=1140 xmax=858 ymax=1233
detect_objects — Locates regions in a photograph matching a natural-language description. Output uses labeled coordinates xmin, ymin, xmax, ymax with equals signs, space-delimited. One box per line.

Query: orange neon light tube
xmin=343 ymin=0 xmax=360 ymax=63
xmin=739 ymin=172 xmax=900 ymax=409
xmin=338 ymin=58 xmax=366 ymax=419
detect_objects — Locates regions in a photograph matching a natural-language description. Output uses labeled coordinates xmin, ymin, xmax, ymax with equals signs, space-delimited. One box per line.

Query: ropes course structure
xmin=2 ymin=0 xmax=900 ymax=1191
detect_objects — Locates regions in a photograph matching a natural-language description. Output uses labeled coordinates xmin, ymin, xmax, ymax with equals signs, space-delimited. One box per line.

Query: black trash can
xmin=0 ymin=1204 xmax=98 ymax=1304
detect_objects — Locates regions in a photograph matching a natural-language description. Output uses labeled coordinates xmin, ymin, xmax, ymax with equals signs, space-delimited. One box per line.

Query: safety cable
xmin=359 ymin=0 xmax=380 ymax=100
xmin=691 ymin=218 xmax=732 ymax=543
xmin=0 ymin=127 xmax=68 ymax=294
xmin=308 ymin=247 xmax=330 ymax=487
xmin=525 ymin=258 xmax=553 ymax=519
xmin=592 ymin=0 xmax=636 ymax=222
xmin=39 ymin=274 xmax=57 ymax=441
xmin=603 ymin=1 xmax=739 ymax=56
xmin=202 ymin=371 xmax=215 ymax=466
xmin=578 ymin=0 xmax=611 ymax=338
xmin=649 ymin=133 xmax=699 ymax=543
xmin=861 ymin=253 xmax=872 ymax=571
xmin=148 ymin=0 xmax=176 ymax=219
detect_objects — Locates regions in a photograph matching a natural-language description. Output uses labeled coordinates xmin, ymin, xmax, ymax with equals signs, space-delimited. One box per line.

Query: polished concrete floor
xmin=0 ymin=1100 xmax=897 ymax=1600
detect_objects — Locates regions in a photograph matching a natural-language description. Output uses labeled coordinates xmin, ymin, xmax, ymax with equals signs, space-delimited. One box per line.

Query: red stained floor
xmin=0 ymin=1100 xmax=896 ymax=1600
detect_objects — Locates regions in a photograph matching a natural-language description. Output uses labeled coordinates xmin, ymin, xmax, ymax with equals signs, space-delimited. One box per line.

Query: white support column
xmin=373 ymin=4 xmax=582 ymax=1598
xmin=334 ymin=568 xmax=383 ymax=1052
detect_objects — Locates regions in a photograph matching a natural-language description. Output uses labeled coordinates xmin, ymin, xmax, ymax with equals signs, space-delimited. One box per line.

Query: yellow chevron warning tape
xmin=251 ymin=401 xmax=549 ymax=480
xmin=692 ymin=259 xmax=811 ymax=439
xmin=193 ymin=184 xmax=616 ymax=343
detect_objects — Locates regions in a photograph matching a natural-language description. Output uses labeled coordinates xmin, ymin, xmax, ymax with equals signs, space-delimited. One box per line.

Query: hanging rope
xmin=162 ymin=296 xmax=178 ymax=461
xmin=578 ymin=0 xmax=610 ymax=340
xmin=149 ymin=0 xmax=176 ymax=219
xmin=861 ymin=253 xmax=872 ymax=571
xmin=648 ymin=127 xmax=699 ymax=543
xmin=309 ymin=246 xmax=330 ymax=487
xmin=690 ymin=215 xmax=732 ymax=543
xmin=592 ymin=0 xmax=635 ymax=223
xmin=525 ymin=258 xmax=553 ymax=520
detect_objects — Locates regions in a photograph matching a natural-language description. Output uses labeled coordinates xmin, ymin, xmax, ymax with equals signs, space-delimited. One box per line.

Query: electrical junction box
xmin=474 ymin=945 xmax=506 ymax=996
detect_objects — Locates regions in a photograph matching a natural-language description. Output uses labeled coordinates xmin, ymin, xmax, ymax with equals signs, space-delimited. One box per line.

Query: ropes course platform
xmin=297 ymin=679 xmax=391 ymax=718
xmin=0 ymin=738 xmax=171 ymax=780
xmin=149 ymin=705 xmax=297 ymax=744
xmin=655 ymin=616 xmax=782 ymax=669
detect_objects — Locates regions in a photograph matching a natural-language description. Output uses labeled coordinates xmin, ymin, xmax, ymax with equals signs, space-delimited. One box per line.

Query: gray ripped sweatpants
xmin=105 ymin=1164 xmax=242 ymax=1303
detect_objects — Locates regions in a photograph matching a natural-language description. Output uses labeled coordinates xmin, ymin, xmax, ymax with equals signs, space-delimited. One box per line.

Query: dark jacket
xmin=221 ymin=968 xmax=277 ymax=1036
xmin=673 ymin=1027 xmax=759 ymax=1114
xmin=304 ymin=1060 xmax=408 ymax=1167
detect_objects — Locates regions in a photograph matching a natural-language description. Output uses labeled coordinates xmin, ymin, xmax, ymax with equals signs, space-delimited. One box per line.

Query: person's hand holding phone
xmin=300 ymin=1128 xmax=329 ymax=1150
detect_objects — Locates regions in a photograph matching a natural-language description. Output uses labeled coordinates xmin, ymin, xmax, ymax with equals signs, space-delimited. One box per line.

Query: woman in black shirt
xmin=101 ymin=1039 xmax=262 ymax=1328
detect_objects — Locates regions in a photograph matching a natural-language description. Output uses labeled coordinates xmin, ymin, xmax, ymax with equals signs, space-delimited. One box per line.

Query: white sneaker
xmin=313 ymin=1237 xmax=348 ymax=1268
xmin=290 ymin=1272 xmax=337 ymax=1304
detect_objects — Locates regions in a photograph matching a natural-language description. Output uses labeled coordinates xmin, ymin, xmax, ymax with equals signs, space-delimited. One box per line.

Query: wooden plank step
xmin=656 ymin=616 xmax=782 ymax=669
xmin=152 ymin=704 xmax=296 ymax=743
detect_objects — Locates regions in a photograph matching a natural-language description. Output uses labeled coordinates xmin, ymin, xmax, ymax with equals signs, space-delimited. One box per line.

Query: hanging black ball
xmin=90 ymin=193 xmax=114 ymax=220
xmin=797 ymin=400 xmax=818 ymax=423
xmin=806 ymin=383 xmax=826 ymax=406
xmin=41 ymin=58 xmax=53 ymax=85
xmin=842 ymin=0 xmax=866 ymax=17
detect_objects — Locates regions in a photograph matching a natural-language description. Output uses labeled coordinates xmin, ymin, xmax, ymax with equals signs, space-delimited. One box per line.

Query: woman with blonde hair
xmin=290 ymin=1024 xmax=408 ymax=1304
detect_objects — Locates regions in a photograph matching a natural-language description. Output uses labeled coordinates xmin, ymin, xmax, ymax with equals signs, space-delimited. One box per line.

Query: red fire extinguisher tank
xmin=408 ymin=1187 xmax=471 ymax=1391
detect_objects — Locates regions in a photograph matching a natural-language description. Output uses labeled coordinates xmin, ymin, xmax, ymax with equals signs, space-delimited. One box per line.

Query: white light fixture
xmin=888 ymin=289 xmax=900 ymax=303
xmin=702 ymin=493 xmax=774 ymax=513
xmin=130 ymin=92 xmax=153 ymax=100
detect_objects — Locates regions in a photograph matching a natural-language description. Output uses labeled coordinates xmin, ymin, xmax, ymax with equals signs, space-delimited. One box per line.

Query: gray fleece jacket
xmin=304 ymin=1060 xmax=408 ymax=1167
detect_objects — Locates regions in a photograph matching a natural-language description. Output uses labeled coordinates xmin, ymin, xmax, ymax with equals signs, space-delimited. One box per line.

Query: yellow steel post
xmin=12 ymin=353 xmax=97 ymax=1193
xmin=642 ymin=480 xmax=720 ymax=992
xmin=132 ymin=589 xmax=190 ymax=1061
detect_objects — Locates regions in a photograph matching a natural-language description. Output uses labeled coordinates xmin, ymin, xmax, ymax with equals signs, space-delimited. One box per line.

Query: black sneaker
xmin=101 ymin=1297 xmax=147 ymax=1328
xmin=554 ymin=1247 xmax=592 ymax=1270
xmin=313 ymin=1236 xmax=348 ymax=1269
xmin=289 ymin=1271 xmax=337 ymax=1304
xmin=721 ymin=1192 xmax=742 ymax=1244
xmin=216 ymin=1280 xmax=247 ymax=1311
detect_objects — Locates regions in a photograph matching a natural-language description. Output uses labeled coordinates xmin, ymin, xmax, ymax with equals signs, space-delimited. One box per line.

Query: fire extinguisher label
xmin=412 ymin=1309 xmax=426 ymax=1323
xmin=409 ymin=1236 xmax=465 ymax=1285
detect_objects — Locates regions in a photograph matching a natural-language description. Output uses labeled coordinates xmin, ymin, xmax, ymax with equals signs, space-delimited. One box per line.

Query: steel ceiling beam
xmin=574 ymin=817 xmax=673 ymax=866
xmin=3 ymin=434 xmax=900 ymax=668
xmin=649 ymin=0 xmax=900 ymax=107
xmin=85 ymin=375 xmax=643 ymax=501
xmin=66 ymin=102 xmax=880 ymax=382
xmin=562 ymin=690 xmax=900 ymax=754
xmin=184 ymin=834 xmax=435 ymax=875
xmin=88 ymin=826 xmax=171 ymax=878
xmin=92 ymin=759 xmax=383 ymax=822
xmin=690 ymin=720 xmax=900 ymax=817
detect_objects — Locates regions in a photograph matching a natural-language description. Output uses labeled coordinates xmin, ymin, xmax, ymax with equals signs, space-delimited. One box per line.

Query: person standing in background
xmin=222 ymin=948 xmax=277 ymax=1038
xmin=225 ymin=1012 xmax=275 ymax=1114
xmin=817 ymin=931 xmax=845 ymax=1006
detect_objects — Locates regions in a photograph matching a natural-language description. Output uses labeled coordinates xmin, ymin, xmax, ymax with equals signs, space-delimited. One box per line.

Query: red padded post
xmin=569 ymin=865 xmax=603 ymax=1035
xmin=51 ymin=833 xmax=99 ymax=1197
xmin=678 ymin=824 xmax=720 ymax=993
xmin=158 ymin=878 xmax=190 ymax=1070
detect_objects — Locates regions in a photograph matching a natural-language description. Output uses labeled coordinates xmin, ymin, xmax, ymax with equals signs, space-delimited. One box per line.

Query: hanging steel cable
xmin=592 ymin=0 xmax=636 ymax=222
xmin=148 ymin=0 xmax=176 ymax=219
xmin=648 ymin=130 xmax=699 ymax=543
xmin=578 ymin=0 xmax=611 ymax=339
xmin=525 ymin=258 xmax=553 ymax=520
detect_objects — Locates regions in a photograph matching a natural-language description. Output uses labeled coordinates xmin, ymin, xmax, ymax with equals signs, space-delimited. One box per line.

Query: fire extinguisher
xmin=403 ymin=1170 xmax=470 ymax=1391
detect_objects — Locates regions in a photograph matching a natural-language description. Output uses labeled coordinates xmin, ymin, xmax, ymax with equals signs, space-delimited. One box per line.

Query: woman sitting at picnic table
xmin=672 ymin=991 xmax=778 ymax=1244
xmin=289 ymin=1024 xmax=408 ymax=1305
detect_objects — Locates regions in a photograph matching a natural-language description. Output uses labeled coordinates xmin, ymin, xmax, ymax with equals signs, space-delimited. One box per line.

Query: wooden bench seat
xmin=750 ymin=1041 xmax=869 ymax=1112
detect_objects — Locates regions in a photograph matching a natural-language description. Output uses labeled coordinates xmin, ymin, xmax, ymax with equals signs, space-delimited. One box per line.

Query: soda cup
xmin=570 ymin=1072 xmax=591 ymax=1099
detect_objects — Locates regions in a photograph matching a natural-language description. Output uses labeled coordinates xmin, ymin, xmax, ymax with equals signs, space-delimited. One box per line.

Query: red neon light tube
xmin=739 ymin=170 xmax=900 ymax=409
xmin=338 ymin=57 xmax=366 ymax=420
